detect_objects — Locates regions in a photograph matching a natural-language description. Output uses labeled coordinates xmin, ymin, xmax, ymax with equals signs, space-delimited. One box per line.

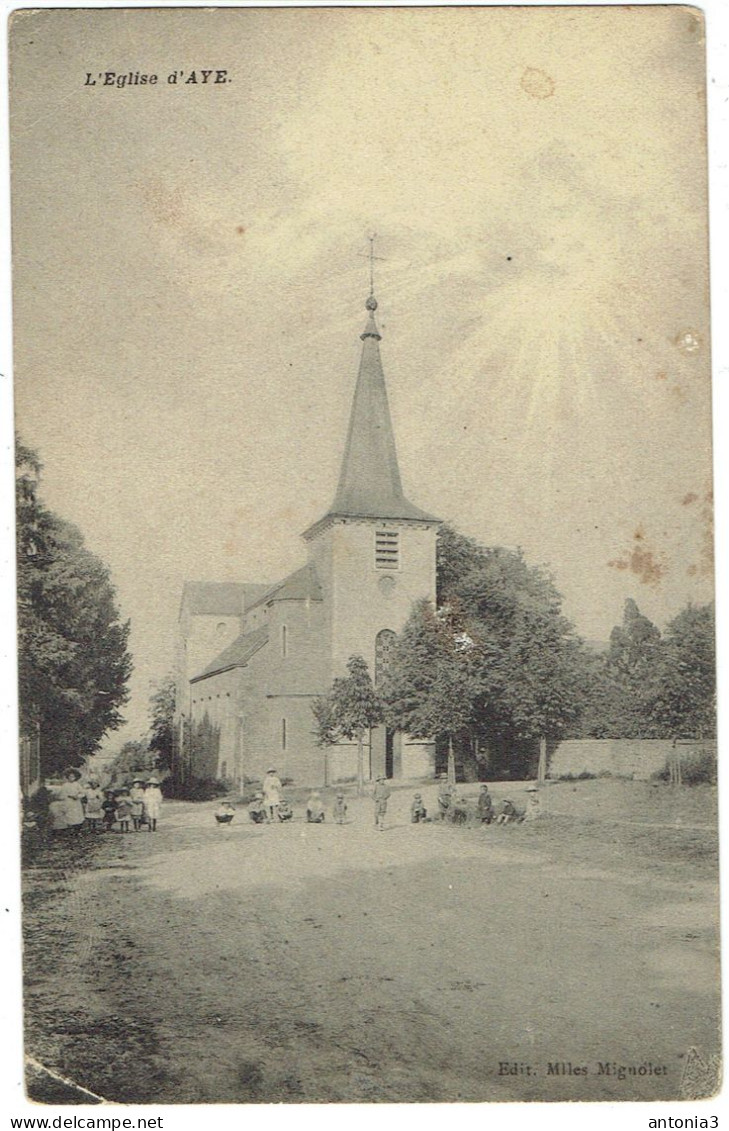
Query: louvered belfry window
xmin=375 ymin=530 xmax=399 ymax=570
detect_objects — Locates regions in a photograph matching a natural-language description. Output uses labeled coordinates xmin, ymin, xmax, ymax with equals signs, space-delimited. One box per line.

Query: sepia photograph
xmin=7 ymin=3 xmax=721 ymax=1107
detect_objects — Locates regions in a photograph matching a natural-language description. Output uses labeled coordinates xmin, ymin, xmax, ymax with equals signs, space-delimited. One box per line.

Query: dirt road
xmin=23 ymin=781 xmax=720 ymax=1103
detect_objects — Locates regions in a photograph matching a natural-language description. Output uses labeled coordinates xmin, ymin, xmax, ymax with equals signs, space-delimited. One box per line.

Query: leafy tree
xmin=381 ymin=599 xmax=483 ymax=782
xmin=648 ymin=603 xmax=716 ymax=739
xmin=312 ymin=655 xmax=383 ymax=794
xmin=16 ymin=437 xmax=132 ymax=776
xmin=434 ymin=526 xmax=589 ymax=774
xmin=108 ymin=738 xmax=155 ymax=783
xmin=149 ymin=674 xmax=175 ymax=771
xmin=579 ymin=599 xmax=662 ymax=738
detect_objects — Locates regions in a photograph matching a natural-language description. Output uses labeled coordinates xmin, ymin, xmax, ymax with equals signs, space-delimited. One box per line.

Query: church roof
xmin=246 ymin=563 xmax=323 ymax=611
xmin=191 ymin=624 xmax=269 ymax=682
xmin=303 ymin=293 xmax=438 ymax=540
xmin=180 ymin=581 xmax=268 ymax=618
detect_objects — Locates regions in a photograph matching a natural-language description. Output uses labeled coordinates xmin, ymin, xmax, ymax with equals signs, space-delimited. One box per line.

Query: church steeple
xmin=303 ymin=289 xmax=438 ymax=540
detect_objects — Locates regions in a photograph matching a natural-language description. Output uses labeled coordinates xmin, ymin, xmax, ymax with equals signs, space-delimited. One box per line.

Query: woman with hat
xmin=50 ymin=767 xmax=86 ymax=835
xmin=262 ymin=767 xmax=282 ymax=824
xmin=143 ymin=777 xmax=163 ymax=832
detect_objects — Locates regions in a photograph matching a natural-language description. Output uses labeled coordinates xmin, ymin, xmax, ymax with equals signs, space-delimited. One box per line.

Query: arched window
xmin=375 ymin=629 xmax=397 ymax=687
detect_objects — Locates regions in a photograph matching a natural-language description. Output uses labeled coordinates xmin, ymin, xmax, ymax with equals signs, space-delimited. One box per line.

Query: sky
xmin=9 ymin=5 xmax=713 ymax=749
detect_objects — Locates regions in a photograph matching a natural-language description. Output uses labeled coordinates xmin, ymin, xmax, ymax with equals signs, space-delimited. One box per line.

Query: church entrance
xmin=374 ymin=630 xmax=401 ymax=778
xmin=384 ymin=728 xmax=401 ymax=779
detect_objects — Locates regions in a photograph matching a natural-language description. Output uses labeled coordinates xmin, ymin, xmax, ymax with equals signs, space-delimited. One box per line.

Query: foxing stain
xmin=520 ymin=67 xmax=555 ymax=100
xmin=608 ymin=528 xmax=666 ymax=587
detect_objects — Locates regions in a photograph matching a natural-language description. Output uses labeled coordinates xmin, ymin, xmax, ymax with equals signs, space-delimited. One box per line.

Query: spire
xmin=303 ymin=288 xmax=438 ymax=539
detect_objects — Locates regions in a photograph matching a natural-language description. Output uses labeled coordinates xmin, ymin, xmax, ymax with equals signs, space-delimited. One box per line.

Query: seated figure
xmin=248 ymin=792 xmax=268 ymax=824
xmin=306 ymin=791 xmax=325 ymax=823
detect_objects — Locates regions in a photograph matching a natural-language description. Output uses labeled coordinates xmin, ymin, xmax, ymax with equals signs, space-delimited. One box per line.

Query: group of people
xmin=215 ymin=770 xmax=541 ymax=832
xmin=42 ymin=767 xmax=164 ymax=836
xmin=215 ymin=775 xmax=350 ymax=828
xmin=101 ymin=777 xmax=164 ymax=833
xmin=435 ymin=776 xmax=540 ymax=825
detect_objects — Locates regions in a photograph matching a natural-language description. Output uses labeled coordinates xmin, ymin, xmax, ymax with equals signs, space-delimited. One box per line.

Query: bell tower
xmin=303 ymin=281 xmax=439 ymax=779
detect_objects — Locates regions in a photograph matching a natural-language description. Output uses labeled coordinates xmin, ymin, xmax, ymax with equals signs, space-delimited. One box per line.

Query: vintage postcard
xmin=8 ymin=4 xmax=720 ymax=1106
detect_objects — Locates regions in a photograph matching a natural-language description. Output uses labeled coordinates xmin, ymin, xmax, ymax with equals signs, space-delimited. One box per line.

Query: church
xmin=174 ymin=286 xmax=441 ymax=788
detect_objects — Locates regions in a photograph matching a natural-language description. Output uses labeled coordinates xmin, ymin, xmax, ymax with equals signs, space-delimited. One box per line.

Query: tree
xmin=381 ymin=599 xmax=484 ymax=783
xmin=312 ymin=655 xmax=384 ymax=794
xmin=16 ymin=437 xmax=132 ymax=775
xmin=108 ymin=738 xmax=155 ymax=784
xmin=648 ymin=603 xmax=716 ymax=740
xmin=149 ymin=674 xmax=175 ymax=771
xmin=579 ymin=599 xmax=663 ymax=739
xmin=434 ymin=526 xmax=589 ymax=775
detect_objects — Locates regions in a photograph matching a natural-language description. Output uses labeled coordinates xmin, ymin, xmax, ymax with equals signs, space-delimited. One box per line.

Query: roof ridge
xmin=191 ymin=623 xmax=270 ymax=683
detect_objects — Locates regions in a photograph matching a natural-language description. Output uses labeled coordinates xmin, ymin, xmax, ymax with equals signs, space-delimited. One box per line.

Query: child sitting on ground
xmin=447 ymin=792 xmax=469 ymax=825
xmin=248 ymin=792 xmax=267 ymax=824
xmin=410 ymin=793 xmax=427 ymax=823
xmin=496 ymin=797 xmax=522 ymax=825
xmin=332 ymin=790 xmax=348 ymax=825
xmin=277 ymin=798 xmax=293 ymax=821
xmin=215 ymin=801 xmax=236 ymax=825
xmin=306 ymin=790 xmax=325 ymax=823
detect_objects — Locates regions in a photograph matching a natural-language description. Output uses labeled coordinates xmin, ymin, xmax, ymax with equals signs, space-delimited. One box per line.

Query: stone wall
xmin=549 ymin=738 xmax=717 ymax=781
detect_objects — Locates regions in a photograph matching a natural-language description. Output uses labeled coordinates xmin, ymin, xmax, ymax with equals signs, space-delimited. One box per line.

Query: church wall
xmin=240 ymin=597 xmax=330 ymax=786
xmin=189 ymin=667 xmax=240 ymax=781
xmin=306 ymin=536 xmax=334 ymax=686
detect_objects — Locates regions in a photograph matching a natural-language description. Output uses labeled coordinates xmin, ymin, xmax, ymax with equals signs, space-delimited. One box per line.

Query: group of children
xmin=214 ymin=776 xmax=540 ymax=832
xmin=96 ymin=777 xmax=163 ymax=833
xmin=42 ymin=769 xmax=163 ymax=835
xmin=435 ymin=777 xmax=540 ymax=825
xmin=215 ymin=786 xmax=350 ymax=827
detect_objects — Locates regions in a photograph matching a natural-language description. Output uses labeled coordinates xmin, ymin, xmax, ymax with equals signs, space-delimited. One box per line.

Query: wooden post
xmin=538 ymin=736 xmax=547 ymax=785
xmin=447 ymin=735 xmax=456 ymax=786
xmin=357 ymin=728 xmax=364 ymax=796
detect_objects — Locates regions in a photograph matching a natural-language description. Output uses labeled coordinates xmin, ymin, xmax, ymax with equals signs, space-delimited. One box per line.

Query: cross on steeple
xmin=359 ymin=232 xmax=386 ymax=296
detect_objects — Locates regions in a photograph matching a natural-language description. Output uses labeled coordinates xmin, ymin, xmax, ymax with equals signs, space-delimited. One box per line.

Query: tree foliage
xmin=648 ymin=603 xmax=716 ymax=739
xmin=442 ymin=528 xmax=586 ymax=742
xmin=579 ymin=599 xmax=662 ymax=738
xmin=312 ymin=655 xmax=383 ymax=793
xmin=108 ymin=738 xmax=156 ymax=783
xmin=578 ymin=599 xmax=716 ymax=741
xmin=382 ymin=526 xmax=589 ymax=777
xmin=381 ymin=598 xmax=482 ymax=740
xmin=149 ymin=673 xmax=175 ymax=770
xmin=16 ymin=437 xmax=132 ymax=775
